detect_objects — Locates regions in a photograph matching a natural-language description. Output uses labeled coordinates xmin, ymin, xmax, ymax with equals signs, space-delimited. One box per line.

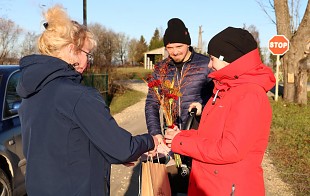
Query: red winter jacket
xmin=171 ymin=49 xmax=276 ymax=196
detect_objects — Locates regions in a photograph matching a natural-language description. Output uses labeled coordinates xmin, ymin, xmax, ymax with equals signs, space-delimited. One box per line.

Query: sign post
xmin=268 ymin=35 xmax=290 ymax=101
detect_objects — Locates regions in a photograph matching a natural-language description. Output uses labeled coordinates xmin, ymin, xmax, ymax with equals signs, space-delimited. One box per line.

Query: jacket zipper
xmin=172 ymin=52 xmax=192 ymax=130
xmin=212 ymin=90 xmax=220 ymax=105
xmin=176 ymin=62 xmax=187 ymax=130
xmin=230 ymin=184 xmax=235 ymax=196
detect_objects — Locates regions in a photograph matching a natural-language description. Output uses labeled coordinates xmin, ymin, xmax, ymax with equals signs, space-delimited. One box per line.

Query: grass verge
xmin=108 ymin=67 xmax=151 ymax=115
xmin=109 ymin=88 xmax=146 ymax=115
xmin=111 ymin=67 xmax=152 ymax=81
xmin=268 ymin=92 xmax=310 ymax=195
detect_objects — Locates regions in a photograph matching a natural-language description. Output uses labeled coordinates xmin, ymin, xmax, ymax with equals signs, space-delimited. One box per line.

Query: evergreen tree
xmin=136 ymin=36 xmax=148 ymax=64
xmin=148 ymin=28 xmax=164 ymax=50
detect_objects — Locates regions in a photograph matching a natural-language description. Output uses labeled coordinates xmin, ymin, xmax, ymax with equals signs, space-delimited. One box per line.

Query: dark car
xmin=0 ymin=65 xmax=26 ymax=196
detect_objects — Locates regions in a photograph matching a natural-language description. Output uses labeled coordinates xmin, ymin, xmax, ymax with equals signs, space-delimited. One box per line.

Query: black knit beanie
xmin=163 ymin=18 xmax=191 ymax=46
xmin=207 ymin=27 xmax=257 ymax=63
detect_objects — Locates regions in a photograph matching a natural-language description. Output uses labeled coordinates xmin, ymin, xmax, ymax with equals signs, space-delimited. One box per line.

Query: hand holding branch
xmin=164 ymin=126 xmax=181 ymax=148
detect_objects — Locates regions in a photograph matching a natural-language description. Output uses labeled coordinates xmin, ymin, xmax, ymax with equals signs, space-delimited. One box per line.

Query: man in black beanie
xmin=145 ymin=17 xmax=214 ymax=194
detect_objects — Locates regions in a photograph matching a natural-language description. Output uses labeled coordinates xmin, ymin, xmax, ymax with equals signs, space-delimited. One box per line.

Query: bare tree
xmin=290 ymin=0 xmax=302 ymax=32
xmin=127 ymin=38 xmax=138 ymax=66
xmin=115 ymin=33 xmax=129 ymax=66
xmin=20 ymin=32 xmax=38 ymax=57
xmin=244 ymin=24 xmax=261 ymax=46
xmin=0 ymin=18 xmax=22 ymax=64
xmin=89 ymin=23 xmax=106 ymax=67
xmin=88 ymin=23 xmax=118 ymax=70
xmin=256 ymin=0 xmax=277 ymax=24
xmin=275 ymin=0 xmax=310 ymax=103
xmin=296 ymin=40 xmax=310 ymax=104
xmin=257 ymin=0 xmax=310 ymax=103
xmin=101 ymin=31 xmax=117 ymax=67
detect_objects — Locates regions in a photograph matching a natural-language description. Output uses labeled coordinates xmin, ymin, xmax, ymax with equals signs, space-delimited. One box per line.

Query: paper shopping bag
xmin=141 ymin=160 xmax=171 ymax=196
xmin=149 ymin=161 xmax=171 ymax=196
xmin=141 ymin=161 xmax=153 ymax=196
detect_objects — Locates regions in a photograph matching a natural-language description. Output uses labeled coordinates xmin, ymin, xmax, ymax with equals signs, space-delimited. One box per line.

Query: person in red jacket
xmin=165 ymin=27 xmax=276 ymax=196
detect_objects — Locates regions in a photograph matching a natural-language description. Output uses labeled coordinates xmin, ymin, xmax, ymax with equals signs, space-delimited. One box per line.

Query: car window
xmin=3 ymin=71 xmax=21 ymax=119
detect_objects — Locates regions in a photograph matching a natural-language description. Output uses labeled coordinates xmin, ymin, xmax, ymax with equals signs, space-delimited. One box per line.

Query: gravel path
xmin=110 ymin=79 xmax=294 ymax=196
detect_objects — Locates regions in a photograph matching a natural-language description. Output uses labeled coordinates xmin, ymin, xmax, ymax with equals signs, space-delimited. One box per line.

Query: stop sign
xmin=268 ymin=35 xmax=290 ymax=55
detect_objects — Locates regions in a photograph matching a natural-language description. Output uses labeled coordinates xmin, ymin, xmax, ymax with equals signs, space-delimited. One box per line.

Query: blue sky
xmin=1 ymin=0 xmax=306 ymax=50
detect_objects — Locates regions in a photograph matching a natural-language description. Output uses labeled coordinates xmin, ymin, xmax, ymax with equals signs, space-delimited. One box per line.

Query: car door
xmin=2 ymin=70 xmax=26 ymax=183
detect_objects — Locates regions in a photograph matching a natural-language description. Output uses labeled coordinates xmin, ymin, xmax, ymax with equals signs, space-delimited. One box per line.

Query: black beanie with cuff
xmin=207 ymin=27 xmax=257 ymax=63
xmin=163 ymin=18 xmax=191 ymax=46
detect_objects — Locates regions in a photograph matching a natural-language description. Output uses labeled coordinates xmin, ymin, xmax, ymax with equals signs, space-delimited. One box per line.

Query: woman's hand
xmin=148 ymin=135 xmax=160 ymax=157
xmin=164 ymin=126 xmax=181 ymax=148
xmin=154 ymin=134 xmax=164 ymax=144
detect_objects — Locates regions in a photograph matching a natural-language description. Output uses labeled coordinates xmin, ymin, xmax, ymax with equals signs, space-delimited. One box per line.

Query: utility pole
xmin=83 ymin=0 xmax=87 ymax=26
xmin=197 ymin=26 xmax=203 ymax=53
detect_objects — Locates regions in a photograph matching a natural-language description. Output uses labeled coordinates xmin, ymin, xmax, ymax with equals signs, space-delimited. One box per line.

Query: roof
xmin=144 ymin=47 xmax=167 ymax=57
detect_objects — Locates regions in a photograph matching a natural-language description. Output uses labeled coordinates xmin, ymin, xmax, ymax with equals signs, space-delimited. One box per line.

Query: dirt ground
xmin=110 ymin=80 xmax=294 ymax=196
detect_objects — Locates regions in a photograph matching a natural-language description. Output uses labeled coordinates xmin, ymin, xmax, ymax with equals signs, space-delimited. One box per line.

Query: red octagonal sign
xmin=268 ymin=35 xmax=290 ymax=55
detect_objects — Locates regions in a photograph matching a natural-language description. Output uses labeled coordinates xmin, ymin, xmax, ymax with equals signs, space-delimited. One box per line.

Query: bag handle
xmin=146 ymin=153 xmax=160 ymax=163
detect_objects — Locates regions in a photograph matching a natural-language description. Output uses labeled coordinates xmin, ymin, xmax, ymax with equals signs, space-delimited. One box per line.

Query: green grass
xmin=110 ymin=67 xmax=152 ymax=81
xmin=116 ymin=67 xmax=152 ymax=76
xmin=107 ymin=67 xmax=151 ymax=114
xmin=109 ymin=88 xmax=146 ymax=115
xmin=268 ymin=93 xmax=310 ymax=195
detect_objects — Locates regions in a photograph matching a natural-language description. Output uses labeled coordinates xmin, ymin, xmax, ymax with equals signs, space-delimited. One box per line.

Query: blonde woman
xmin=17 ymin=5 xmax=158 ymax=196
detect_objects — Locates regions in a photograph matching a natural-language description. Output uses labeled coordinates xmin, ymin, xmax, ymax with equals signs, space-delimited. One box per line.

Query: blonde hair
xmin=38 ymin=5 xmax=97 ymax=57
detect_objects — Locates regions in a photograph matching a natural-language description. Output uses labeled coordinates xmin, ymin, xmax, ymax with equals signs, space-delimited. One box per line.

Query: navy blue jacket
xmin=17 ymin=55 xmax=154 ymax=196
xmin=145 ymin=48 xmax=214 ymax=136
